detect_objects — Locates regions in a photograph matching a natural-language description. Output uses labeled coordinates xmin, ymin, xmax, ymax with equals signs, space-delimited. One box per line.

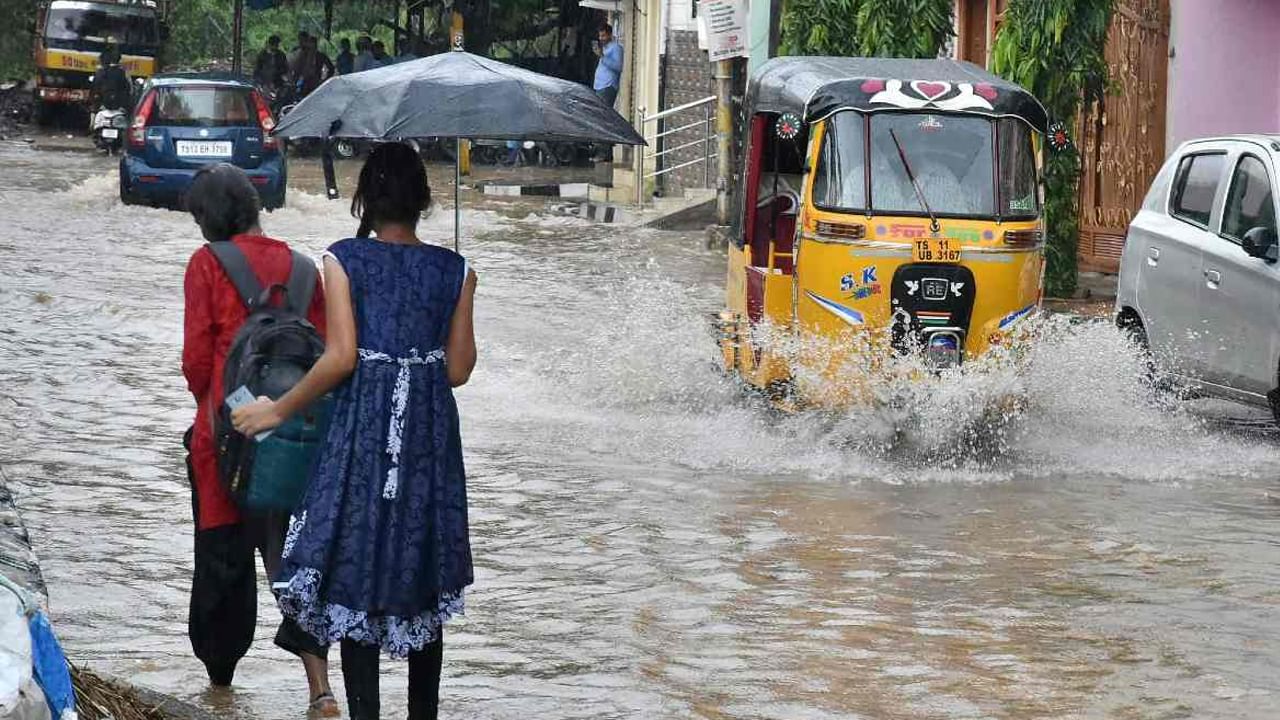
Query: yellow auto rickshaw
xmin=719 ymin=57 xmax=1048 ymax=408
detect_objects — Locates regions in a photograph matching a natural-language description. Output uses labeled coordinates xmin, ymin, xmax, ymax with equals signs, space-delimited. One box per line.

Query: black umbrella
xmin=273 ymin=50 xmax=645 ymax=249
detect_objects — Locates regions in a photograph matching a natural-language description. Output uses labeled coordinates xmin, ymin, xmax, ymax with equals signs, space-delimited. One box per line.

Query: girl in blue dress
xmin=233 ymin=142 xmax=477 ymax=720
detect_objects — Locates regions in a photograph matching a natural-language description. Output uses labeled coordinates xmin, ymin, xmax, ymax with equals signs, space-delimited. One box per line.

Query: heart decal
xmin=973 ymin=83 xmax=998 ymax=101
xmin=911 ymin=80 xmax=950 ymax=101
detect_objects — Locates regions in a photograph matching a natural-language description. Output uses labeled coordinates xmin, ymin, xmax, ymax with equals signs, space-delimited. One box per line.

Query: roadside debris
xmin=71 ymin=668 xmax=168 ymax=720
xmin=0 ymin=82 xmax=34 ymax=141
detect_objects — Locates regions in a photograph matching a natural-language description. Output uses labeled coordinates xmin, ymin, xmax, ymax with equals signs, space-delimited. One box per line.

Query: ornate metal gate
xmin=1076 ymin=0 xmax=1169 ymax=273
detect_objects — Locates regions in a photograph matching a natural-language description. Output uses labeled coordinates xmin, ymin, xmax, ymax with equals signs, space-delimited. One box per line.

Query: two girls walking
xmin=184 ymin=143 xmax=477 ymax=719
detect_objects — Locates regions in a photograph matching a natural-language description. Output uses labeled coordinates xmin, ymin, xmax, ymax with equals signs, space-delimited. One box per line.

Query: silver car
xmin=1116 ymin=135 xmax=1280 ymax=421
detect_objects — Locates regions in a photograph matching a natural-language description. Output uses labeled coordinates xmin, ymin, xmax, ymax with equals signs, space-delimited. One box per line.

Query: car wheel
xmin=333 ymin=139 xmax=356 ymax=159
xmin=35 ymin=101 xmax=55 ymax=127
xmin=266 ymin=189 xmax=286 ymax=211
xmin=118 ymin=173 xmax=134 ymax=206
xmin=1117 ymin=311 xmax=1158 ymax=388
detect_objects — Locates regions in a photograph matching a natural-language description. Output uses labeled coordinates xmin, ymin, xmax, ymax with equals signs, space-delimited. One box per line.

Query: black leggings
xmin=341 ymin=634 xmax=443 ymax=720
xmin=185 ymin=428 xmax=327 ymax=686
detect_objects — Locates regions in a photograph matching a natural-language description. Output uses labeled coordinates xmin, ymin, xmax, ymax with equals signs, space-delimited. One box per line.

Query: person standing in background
xmin=371 ymin=41 xmax=390 ymax=68
xmin=310 ymin=35 xmax=336 ymax=88
xmin=335 ymin=38 xmax=354 ymax=75
xmin=291 ymin=34 xmax=335 ymax=99
xmin=353 ymin=36 xmax=376 ymax=73
xmin=592 ymin=24 xmax=623 ymax=161
xmin=290 ymin=30 xmax=309 ymax=68
xmin=592 ymin=23 xmax=623 ymax=107
xmin=253 ymin=35 xmax=288 ymax=96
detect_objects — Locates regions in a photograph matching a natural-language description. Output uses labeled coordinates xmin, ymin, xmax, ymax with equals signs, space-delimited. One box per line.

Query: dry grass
xmin=72 ymin=666 xmax=169 ymax=720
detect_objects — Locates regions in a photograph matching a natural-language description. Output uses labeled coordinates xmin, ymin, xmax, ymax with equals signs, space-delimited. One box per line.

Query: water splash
xmin=511 ymin=269 xmax=1275 ymax=485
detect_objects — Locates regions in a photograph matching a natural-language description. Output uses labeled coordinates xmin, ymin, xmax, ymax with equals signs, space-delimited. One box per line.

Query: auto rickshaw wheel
xmin=1269 ymin=368 xmax=1280 ymax=428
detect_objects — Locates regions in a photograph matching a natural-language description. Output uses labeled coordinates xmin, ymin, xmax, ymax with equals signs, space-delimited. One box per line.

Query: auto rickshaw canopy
xmin=748 ymin=56 xmax=1048 ymax=134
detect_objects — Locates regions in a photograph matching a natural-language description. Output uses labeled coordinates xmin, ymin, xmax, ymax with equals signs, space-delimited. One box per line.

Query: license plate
xmin=100 ymin=128 xmax=118 ymax=139
xmin=912 ymin=237 xmax=962 ymax=264
xmin=176 ymin=140 xmax=233 ymax=158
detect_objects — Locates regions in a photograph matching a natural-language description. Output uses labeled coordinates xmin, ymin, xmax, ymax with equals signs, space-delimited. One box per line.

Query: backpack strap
xmin=207 ymin=241 xmax=265 ymax=311
xmin=284 ymin=251 xmax=317 ymax=315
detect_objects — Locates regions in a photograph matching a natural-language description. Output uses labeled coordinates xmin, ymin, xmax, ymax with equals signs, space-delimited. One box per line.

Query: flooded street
xmin=2 ymin=141 xmax=1280 ymax=719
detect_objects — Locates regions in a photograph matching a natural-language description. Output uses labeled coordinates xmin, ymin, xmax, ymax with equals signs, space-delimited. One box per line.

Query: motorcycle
xmin=86 ymin=75 xmax=141 ymax=156
xmin=89 ymin=106 xmax=128 ymax=155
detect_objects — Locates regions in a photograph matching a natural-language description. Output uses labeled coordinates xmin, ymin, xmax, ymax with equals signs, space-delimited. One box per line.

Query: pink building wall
xmin=1167 ymin=0 xmax=1280 ymax=152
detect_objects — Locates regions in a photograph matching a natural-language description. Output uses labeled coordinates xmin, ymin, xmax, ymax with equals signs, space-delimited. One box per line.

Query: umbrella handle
xmin=454 ymin=138 xmax=461 ymax=253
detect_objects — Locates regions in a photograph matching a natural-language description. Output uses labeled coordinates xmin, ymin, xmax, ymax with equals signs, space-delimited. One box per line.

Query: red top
xmin=182 ymin=234 xmax=327 ymax=530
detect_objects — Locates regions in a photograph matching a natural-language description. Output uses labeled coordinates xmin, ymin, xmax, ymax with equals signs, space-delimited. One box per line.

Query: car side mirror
xmin=1242 ymin=226 xmax=1278 ymax=263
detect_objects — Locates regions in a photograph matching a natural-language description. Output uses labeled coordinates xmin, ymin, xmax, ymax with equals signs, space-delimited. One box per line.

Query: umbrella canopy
xmin=273 ymin=50 xmax=645 ymax=145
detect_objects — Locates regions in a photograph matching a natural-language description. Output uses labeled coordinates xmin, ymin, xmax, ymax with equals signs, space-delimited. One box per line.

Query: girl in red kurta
xmin=181 ymin=164 xmax=337 ymax=715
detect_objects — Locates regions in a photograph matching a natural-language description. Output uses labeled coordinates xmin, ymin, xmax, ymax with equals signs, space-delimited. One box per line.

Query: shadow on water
xmin=1 ymin=142 xmax=1280 ymax=718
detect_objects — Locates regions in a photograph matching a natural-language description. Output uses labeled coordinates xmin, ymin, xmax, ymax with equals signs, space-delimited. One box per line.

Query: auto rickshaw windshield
xmin=812 ymin=111 xmax=1038 ymax=220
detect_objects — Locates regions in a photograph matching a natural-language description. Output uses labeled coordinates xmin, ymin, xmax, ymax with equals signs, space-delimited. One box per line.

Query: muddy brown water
xmin=1 ymin=141 xmax=1279 ymax=719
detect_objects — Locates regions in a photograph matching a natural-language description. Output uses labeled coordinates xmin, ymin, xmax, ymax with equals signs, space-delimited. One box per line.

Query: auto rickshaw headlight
xmin=924 ymin=333 xmax=962 ymax=369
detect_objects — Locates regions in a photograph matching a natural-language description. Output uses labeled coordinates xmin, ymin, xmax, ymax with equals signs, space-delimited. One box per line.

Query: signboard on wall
xmin=701 ymin=0 xmax=748 ymax=61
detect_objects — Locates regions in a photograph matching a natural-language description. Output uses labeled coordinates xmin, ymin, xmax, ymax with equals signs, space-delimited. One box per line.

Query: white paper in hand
xmin=225 ymin=385 xmax=275 ymax=442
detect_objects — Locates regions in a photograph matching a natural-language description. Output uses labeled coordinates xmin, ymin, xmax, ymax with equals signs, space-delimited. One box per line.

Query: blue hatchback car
xmin=120 ymin=75 xmax=286 ymax=210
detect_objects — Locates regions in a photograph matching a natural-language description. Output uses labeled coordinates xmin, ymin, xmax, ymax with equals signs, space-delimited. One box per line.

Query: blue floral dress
xmin=275 ymin=237 xmax=473 ymax=658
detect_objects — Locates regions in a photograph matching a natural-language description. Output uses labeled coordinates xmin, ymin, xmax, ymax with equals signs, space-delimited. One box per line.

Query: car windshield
xmin=812 ymin=111 xmax=1039 ymax=219
xmin=45 ymin=4 xmax=159 ymax=46
xmin=151 ymin=86 xmax=256 ymax=127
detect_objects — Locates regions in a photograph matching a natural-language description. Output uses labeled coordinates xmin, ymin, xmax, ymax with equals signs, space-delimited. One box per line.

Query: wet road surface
xmin=1 ymin=142 xmax=1279 ymax=719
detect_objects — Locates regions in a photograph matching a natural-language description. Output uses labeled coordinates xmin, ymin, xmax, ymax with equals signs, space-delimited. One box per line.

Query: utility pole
xmin=714 ymin=58 xmax=733 ymax=225
xmin=231 ymin=0 xmax=244 ymax=74
xmin=452 ymin=11 xmax=472 ymax=176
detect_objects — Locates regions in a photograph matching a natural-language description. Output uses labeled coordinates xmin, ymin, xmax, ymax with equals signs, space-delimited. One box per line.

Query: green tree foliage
xmin=992 ymin=0 xmax=1114 ymax=297
xmin=168 ymin=0 xmax=397 ymax=70
xmin=1 ymin=0 xmax=570 ymax=78
xmin=0 ymin=0 xmax=37 ymax=80
xmin=780 ymin=0 xmax=954 ymax=58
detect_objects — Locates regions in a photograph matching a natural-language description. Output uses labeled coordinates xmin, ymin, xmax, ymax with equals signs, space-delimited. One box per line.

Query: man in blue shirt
xmin=593 ymin=24 xmax=623 ymax=107
xmin=592 ymin=24 xmax=623 ymax=162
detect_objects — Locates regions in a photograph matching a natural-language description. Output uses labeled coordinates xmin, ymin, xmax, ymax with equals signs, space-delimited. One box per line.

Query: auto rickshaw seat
xmin=753 ymin=193 xmax=797 ymax=273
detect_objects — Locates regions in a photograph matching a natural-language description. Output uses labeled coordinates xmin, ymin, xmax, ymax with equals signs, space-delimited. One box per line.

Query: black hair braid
xmin=350 ymin=142 xmax=431 ymax=237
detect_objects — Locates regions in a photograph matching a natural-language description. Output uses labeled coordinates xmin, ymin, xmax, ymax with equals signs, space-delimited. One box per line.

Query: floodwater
xmin=2 ymin=141 xmax=1280 ymax=720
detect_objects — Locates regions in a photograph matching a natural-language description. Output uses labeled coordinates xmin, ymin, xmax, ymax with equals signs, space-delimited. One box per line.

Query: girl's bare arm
xmin=445 ymin=269 xmax=477 ymax=387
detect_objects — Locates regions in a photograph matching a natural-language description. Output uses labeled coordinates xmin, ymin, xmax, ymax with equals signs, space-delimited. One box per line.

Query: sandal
xmin=308 ymin=692 xmax=341 ymax=718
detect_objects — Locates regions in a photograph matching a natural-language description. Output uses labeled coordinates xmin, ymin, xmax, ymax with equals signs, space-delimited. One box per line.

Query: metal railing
xmin=635 ymin=94 xmax=717 ymax=206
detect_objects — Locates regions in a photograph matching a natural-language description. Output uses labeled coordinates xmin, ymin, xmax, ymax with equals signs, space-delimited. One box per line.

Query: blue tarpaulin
xmin=29 ymin=612 xmax=74 ymax=720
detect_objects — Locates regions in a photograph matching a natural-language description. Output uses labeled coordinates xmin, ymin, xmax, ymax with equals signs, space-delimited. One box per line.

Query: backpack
xmin=208 ymin=241 xmax=332 ymax=513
